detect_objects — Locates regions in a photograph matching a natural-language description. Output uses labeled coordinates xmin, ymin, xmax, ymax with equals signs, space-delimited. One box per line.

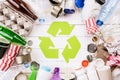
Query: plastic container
xmin=96 ymin=0 xmax=120 ymax=26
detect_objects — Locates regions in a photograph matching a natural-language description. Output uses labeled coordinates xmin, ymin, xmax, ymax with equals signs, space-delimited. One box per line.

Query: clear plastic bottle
xmin=96 ymin=0 xmax=120 ymax=26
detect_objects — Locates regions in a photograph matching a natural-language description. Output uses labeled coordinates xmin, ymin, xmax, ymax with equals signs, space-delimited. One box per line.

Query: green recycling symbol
xmin=39 ymin=22 xmax=81 ymax=63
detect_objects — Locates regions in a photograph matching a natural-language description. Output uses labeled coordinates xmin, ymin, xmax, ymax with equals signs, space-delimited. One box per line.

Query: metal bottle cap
xmin=49 ymin=0 xmax=63 ymax=6
xmin=87 ymin=55 xmax=93 ymax=62
xmin=61 ymin=73 xmax=77 ymax=80
xmin=15 ymin=72 xmax=28 ymax=80
xmin=51 ymin=6 xmax=62 ymax=18
xmin=16 ymin=53 xmax=31 ymax=64
xmin=92 ymin=35 xmax=99 ymax=42
xmin=95 ymin=0 xmax=105 ymax=5
xmin=87 ymin=43 xmax=97 ymax=53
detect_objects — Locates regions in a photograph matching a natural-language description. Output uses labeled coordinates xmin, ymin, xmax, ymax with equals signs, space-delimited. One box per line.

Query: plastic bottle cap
xmin=75 ymin=0 xmax=85 ymax=8
xmin=64 ymin=9 xmax=75 ymax=14
xmin=82 ymin=60 xmax=89 ymax=67
xmin=41 ymin=66 xmax=51 ymax=72
xmin=96 ymin=20 xmax=103 ymax=26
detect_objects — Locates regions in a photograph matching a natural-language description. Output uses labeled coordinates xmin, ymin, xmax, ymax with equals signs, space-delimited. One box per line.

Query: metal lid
xmin=87 ymin=55 xmax=93 ymax=62
xmin=49 ymin=0 xmax=63 ymax=6
xmin=87 ymin=43 xmax=97 ymax=53
xmin=95 ymin=0 xmax=105 ymax=5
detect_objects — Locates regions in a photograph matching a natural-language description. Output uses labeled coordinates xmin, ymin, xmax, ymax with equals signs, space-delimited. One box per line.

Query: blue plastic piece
xmin=96 ymin=0 xmax=120 ymax=26
xmin=64 ymin=9 xmax=75 ymax=14
xmin=41 ymin=66 xmax=51 ymax=72
xmin=75 ymin=0 xmax=85 ymax=8
xmin=39 ymin=18 xmax=45 ymax=23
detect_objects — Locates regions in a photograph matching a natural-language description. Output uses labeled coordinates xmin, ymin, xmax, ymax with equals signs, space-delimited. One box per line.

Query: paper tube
xmin=96 ymin=66 xmax=112 ymax=80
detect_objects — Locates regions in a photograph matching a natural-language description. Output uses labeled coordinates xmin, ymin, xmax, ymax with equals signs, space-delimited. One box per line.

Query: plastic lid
xmin=41 ymin=66 xmax=51 ymax=72
xmin=0 ymin=25 xmax=26 ymax=45
xmin=75 ymin=0 xmax=84 ymax=8
xmin=96 ymin=20 xmax=103 ymax=26
xmin=64 ymin=9 xmax=75 ymax=14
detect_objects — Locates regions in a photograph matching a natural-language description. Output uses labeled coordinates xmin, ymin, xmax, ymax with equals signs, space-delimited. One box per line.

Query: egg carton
xmin=0 ymin=1 xmax=37 ymax=37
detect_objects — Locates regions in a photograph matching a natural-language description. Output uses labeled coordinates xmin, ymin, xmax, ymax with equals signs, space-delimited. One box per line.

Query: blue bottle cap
xmin=64 ymin=9 xmax=75 ymax=14
xmin=96 ymin=20 xmax=103 ymax=26
xmin=75 ymin=0 xmax=85 ymax=8
xmin=41 ymin=66 xmax=51 ymax=72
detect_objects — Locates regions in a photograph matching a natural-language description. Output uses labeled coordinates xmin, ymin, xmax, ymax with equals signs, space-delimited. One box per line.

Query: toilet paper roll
xmin=96 ymin=66 xmax=112 ymax=80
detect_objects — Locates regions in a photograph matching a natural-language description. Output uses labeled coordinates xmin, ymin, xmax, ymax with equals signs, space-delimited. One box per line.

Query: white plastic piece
xmin=96 ymin=66 xmax=112 ymax=80
xmin=87 ymin=64 xmax=99 ymax=80
xmin=36 ymin=66 xmax=52 ymax=80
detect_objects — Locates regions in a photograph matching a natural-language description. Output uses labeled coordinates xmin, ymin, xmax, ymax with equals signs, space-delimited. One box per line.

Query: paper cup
xmin=96 ymin=66 xmax=112 ymax=80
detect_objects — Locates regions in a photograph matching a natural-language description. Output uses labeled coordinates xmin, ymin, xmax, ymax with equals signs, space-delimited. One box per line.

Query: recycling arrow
xmin=62 ymin=36 xmax=81 ymax=63
xmin=39 ymin=37 xmax=59 ymax=58
xmin=47 ymin=22 xmax=74 ymax=37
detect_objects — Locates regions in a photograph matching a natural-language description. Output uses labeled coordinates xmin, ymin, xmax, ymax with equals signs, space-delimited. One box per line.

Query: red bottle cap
xmin=82 ymin=60 xmax=89 ymax=67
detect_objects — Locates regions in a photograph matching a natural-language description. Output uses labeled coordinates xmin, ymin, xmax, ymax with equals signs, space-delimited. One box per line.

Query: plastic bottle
xmin=96 ymin=0 xmax=120 ymax=26
xmin=36 ymin=66 xmax=51 ymax=80
xmin=50 ymin=67 xmax=61 ymax=80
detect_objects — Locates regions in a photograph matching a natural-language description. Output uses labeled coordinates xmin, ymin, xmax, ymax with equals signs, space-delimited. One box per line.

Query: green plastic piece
xmin=47 ymin=21 xmax=75 ymax=37
xmin=62 ymin=36 xmax=81 ymax=63
xmin=28 ymin=66 xmax=38 ymax=80
xmin=39 ymin=37 xmax=59 ymax=58
xmin=0 ymin=25 xmax=26 ymax=45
